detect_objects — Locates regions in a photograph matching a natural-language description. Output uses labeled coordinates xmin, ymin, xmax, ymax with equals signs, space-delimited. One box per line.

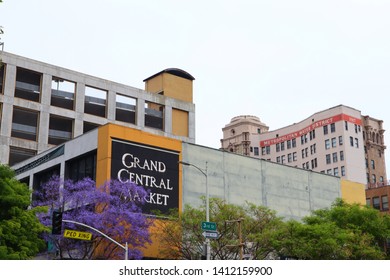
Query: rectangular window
xmin=339 ymin=136 xmax=343 ymax=146
xmin=330 ymin=123 xmax=336 ymax=133
xmin=281 ymin=155 xmax=286 ymax=164
xmin=276 ymin=143 xmax=280 ymax=152
xmin=325 ymin=139 xmax=330 ymax=150
xmin=261 ymin=147 xmax=266 ymax=156
xmin=355 ymin=124 xmax=358 ymax=133
xmin=345 ymin=121 xmax=348 ymax=130
xmin=287 ymin=140 xmax=291 ymax=149
xmin=15 ymin=67 xmax=42 ymax=102
xmin=302 ymin=149 xmax=305 ymax=159
xmin=84 ymin=86 xmax=107 ymax=117
xmin=11 ymin=107 xmax=39 ymax=141
xmin=331 ymin=137 xmax=337 ymax=148
xmin=371 ymin=160 xmax=375 ymax=169
xmin=382 ymin=196 xmax=389 ymax=211
xmin=254 ymin=147 xmax=259 ymax=156
xmin=66 ymin=151 xmax=97 ymax=182
xmin=310 ymin=130 xmax=316 ymax=140
xmin=280 ymin=142 xmax=285 ymax=151
xmin=327 ymin=169 xmax=332 ymax=175
xmin=0 ymin=64 xmax=5 ymax=95
xmin=115 ymin=94 xmax=136 ymax=124
xmin=333 ymin=167 xmax=339 ymax=176
xmin=276 ymin=156 xmax=281 ymax=163
xmin=83 ymin=121 xmax=99 ymax=134
xmin=340 ymin=151 xmax=344 ymax=161
xmin=326 ymin=154 xmax=331 ymax=164
xmin=332 ymin=152 xmax=338 ymax=163
xmin=310 ymin=144 xmax=316 ymax=155
xmin=293 ymin=152 xmax=297 ymax=161
xmin=266 ymin=146 xmax=271 ymax=155
xmin=350 ymin=136 xmax=354 ymax=147
xmin=292 ymin=138 xmax=296 ymax=148
xmin=8 ymin=146 xmax=36 ymax=166
xmin=373 ymin=197 xmax=380 ymax=210
xmin=311 ymin=158 xmax=318 ymax=169
xmin=355 ymin=138 xmax=359 ymax=148
xmin=323 ymin=125 xmax=328 ymax=135
xmin=51 ymin=78 xmax=75 ymax=110
xmin=341 ymin=166 xmax=345 ymax=176
xmin=288 ymin=153 xmax=292 ymax=163
xmin=48 ymin=115 xmax=73 ymax=145
xmin=145 ymin=101 xmax=164 ymax=130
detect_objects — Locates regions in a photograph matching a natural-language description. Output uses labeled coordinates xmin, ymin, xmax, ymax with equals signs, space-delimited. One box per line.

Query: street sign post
xmin=201 ymin=221 xmax=217 ymax=231
xmin=202 ymin=231 xmax=219 ymax=239
xmin=63 ymin=229 xmax=92 ymax=241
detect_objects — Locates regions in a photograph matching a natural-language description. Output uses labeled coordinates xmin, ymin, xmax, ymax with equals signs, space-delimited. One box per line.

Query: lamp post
xmin=178 ymin=160 xmax=210 ymax=260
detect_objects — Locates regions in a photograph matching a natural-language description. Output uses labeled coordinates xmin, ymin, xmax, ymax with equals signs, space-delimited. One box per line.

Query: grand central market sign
xmin=111 ymin=139 xmax=179 ymax=214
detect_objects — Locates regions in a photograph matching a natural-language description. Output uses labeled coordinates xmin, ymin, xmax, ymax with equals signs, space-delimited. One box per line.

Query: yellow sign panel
xmin=63 ymin=229 xmax=92 ymax=241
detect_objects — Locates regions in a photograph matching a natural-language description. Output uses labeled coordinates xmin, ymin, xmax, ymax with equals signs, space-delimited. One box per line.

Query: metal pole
xmin=62 ymin=219 xmax=128 ymax=260
xmin=205 ymin=161 xmax=210 ymax=260
xmin=178 ymin=160 xmax=210 ymax=260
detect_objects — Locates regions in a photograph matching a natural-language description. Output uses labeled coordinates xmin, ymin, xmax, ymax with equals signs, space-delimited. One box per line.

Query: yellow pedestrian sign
xmin=64 ymin=229 xmax=92 ymax=241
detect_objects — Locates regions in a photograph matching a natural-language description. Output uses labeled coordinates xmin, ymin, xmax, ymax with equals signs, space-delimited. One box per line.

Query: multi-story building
xmin=221 ymin=105 xmax=387 ymax=186
xmin=366 ymin=185 xmax=390 ymax=214
xmin=0 ymin=52 xmax=195 ymax=166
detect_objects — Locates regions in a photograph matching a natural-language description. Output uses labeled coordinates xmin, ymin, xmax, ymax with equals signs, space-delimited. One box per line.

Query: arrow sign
xmin=202 ymin=231 xmax=219 ymax=239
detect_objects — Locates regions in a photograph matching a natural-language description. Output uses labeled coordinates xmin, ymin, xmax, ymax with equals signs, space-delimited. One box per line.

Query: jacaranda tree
xmin=33 ymin=176 xmax=152 ymax=259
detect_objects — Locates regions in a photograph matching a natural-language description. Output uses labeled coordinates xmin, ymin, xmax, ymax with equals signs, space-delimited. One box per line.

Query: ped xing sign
xmin=64 ymin=229 xmax=92 ymax=241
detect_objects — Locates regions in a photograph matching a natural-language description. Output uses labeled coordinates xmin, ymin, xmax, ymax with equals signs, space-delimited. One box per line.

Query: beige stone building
xmin=221 ymin=105 xmax=387 ymax=186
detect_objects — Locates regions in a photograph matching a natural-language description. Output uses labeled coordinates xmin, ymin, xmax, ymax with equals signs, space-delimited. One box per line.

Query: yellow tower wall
xmin=340 ymin=179 xmax=366 ymax=205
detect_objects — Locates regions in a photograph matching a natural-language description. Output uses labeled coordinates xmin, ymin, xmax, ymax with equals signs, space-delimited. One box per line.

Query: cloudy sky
xmin=2 ymin=0 xmax=390 ymax=171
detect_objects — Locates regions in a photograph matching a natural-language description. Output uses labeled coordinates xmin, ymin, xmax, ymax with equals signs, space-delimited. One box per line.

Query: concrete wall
xmin=182 ymin=142 xmax=341 ymax=220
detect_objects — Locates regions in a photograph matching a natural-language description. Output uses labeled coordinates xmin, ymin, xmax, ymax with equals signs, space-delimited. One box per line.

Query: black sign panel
xmin=111 ymin=139 xmax=179 ymax=214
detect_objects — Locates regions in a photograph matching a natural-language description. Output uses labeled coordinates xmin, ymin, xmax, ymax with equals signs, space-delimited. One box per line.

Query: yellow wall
xmin=96 ymin=123 xmax=183 ymax=259
xmin=145 ymin=72 xmax=193 ymax=102
xmin=172 ymin=108 xmax=189 ymax=137
xmin=340 ymin=179 xmax=366 ymax=205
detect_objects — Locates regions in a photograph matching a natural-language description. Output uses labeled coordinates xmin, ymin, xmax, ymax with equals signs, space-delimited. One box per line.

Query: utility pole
xmin=226 ymin=218 xmax=244 ymax=260
xmin=179 ymin=161 xmax=210 ymax=260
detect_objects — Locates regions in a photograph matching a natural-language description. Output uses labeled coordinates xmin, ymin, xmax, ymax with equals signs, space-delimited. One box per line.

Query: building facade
xmin=366 ymin=185 xmax=390 ymax=214
xmin=12 ymin=123 xmax=361 ymax=258
xmin=221 ymin=105 xmax=387 ymax=186
xmin=0 ymin=52 xmax=195 ymax=166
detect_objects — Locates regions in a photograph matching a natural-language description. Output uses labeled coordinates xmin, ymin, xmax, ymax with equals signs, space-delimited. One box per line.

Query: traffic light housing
xmin=52 ymin=210 xmax=63 ymax=235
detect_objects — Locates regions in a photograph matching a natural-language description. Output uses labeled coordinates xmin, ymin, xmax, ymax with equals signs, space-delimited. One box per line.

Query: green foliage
xmin=273 ymin=198 xmax=390 ymax=259
xmin=158 ymin=197 xmax=390 ymax=260
xmin=0 ymin=165 xmax=47 ymax=259
xmin=157 ymin=197 xmax=283 ymax=260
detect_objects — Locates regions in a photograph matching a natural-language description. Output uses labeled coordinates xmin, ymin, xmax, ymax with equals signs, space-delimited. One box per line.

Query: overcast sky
xmin=2 ymin=0 xmax=390 ymax=172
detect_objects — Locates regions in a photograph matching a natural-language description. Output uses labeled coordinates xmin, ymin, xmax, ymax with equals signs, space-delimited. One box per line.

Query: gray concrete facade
xmin=0 ymin=52 xmax=195 ymax=165
xmin=181 ymin=142 xmax=341 ymax=220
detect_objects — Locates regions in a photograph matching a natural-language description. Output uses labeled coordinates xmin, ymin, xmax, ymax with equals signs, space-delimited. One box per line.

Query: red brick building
xmin=366 ymin=184 xmax=390 ymax=213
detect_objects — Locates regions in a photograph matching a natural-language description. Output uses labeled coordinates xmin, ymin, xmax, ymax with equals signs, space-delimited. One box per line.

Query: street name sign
xmin=202 ymin=231 xmax=219 ymax=239
xmin=201 ymin=221 xmax=217 ymax=231
xmin=64 ymin=229 xmax=92 ymax=241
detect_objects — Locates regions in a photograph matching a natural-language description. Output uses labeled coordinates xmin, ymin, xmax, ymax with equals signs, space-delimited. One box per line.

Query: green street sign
xmin=201 ymin=221 xmax=217 ymax=231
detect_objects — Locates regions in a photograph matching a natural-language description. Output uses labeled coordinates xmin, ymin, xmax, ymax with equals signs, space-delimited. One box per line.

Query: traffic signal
xmin=52 ymin=210 xmax=63 ymax=235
